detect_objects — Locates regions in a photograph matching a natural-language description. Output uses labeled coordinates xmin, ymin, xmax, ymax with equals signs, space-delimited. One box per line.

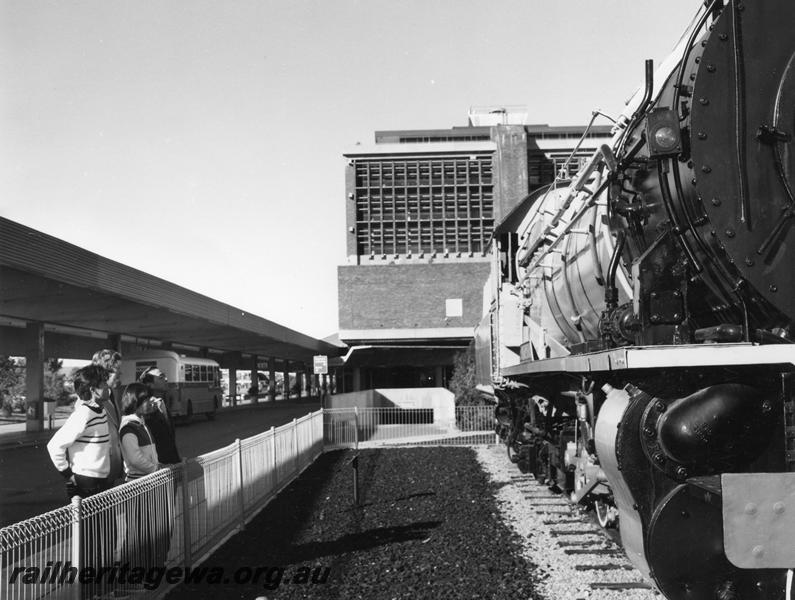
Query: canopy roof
xmin=0 ymin=218 xmax=341 ymax=363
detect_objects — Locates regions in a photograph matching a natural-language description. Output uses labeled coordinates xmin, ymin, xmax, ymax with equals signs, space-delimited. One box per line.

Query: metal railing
xmin=0 ymin=405 xmax=493 ymax=599
xmin=0 ymin=410 xmax=324 ymax=600
xmin=324 ymin=405 xmax=497 ymax=449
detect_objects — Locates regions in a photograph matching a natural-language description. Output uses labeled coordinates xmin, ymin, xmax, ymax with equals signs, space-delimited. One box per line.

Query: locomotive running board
xmin=501 ymin=343 xmax=795 ymax=377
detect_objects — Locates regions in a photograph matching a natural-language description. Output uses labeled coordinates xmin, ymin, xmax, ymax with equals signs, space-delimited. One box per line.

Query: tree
xmin=448 ymin=346 xmax=483 ymax=407
xmin=0 ymin=357 xmax=72 ymax=414
xmin=0 ymin=356 xmax=25 ymax=414
xmin=448 ymin=346 xmax=493 ymax=432
xmin=44 ymin=358 xmax=71 ymax=405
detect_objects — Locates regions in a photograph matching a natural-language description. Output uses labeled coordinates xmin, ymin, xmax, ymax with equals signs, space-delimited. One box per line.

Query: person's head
xmin=72 ymin=364 xmax=110 ymax=403
xmin=139 ymin=366 xmax=167 ymax=392
xmin=92 ymin=349 xmax=122 ymax=387
xmin=121 ymin=382 xmax=152 ymax=416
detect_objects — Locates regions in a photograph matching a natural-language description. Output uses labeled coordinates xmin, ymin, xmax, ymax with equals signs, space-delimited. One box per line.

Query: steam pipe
xmin=616 ymin=60 xmax=654 ymax=158
xmin=605 ymin=231 xmax=626 ymax=311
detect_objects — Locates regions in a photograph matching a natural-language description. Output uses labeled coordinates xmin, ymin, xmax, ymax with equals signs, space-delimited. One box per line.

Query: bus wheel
xmin=206 ymin=396 xmax=218 ymax=421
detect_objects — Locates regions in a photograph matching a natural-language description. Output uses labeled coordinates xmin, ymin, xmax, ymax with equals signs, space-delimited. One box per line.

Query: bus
xmin=119 ymin=350 xmax=222 ymax=421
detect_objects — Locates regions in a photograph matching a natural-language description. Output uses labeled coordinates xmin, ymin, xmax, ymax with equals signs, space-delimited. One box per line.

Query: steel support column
xmin=25 ymin=321 xmax=45 ymax=432
xmin=229 ymin=368 xmax=237 ymax=406
xmin=268 ymin=357 xmax=276 ymax=402
xmin=251 ymin=354 xmax=258 ymax=404
xmin=283 ymin=360 xmax=290 ymax=401
xmin=107 ymin=334 xmax=121 ymax=352
xmin=296 ymin=368 xmax=304 ymax=398
xmin=353 ymin=367 xmax=361 ymax=392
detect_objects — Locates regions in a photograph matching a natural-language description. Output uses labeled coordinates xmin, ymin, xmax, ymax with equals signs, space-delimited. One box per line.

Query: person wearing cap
xmin=139 ymin=367 xmax=181 ymax=464
xmin=137 ymin=368 xmax=181 ymax=572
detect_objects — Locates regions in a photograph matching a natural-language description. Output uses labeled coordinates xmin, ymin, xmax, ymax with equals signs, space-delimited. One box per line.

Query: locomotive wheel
xmin=594 ymin=499 xmax=618 ymax=529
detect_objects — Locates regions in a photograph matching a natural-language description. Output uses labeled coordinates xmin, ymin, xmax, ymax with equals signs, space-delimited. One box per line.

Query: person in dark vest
xmin=138 ymin=367 xmax=181 ymax=464
xmin=119 ymin=383 xmax=161 ymax=480
xmin=119 ymin=383 xmax=167 ymax=577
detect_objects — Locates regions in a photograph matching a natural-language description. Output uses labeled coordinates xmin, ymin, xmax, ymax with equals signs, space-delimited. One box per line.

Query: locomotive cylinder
xmin=654 ymin=384 xmax=775 ymax=469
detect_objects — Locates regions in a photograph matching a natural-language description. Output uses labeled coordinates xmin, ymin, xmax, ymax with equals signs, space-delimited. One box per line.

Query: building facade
xmin=337 ymin=108 xmax=612 ymax=391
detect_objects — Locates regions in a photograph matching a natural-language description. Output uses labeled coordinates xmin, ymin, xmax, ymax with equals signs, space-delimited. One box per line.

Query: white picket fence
xmin=0 ymin=405 xmax=494 ymax=600
xmin=324 ymin=405 xmax=496 ymax=448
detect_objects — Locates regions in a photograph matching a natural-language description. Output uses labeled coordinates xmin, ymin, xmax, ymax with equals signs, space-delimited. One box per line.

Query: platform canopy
xmin=338 ymin=345 xmax=468 ymax=368
xmin=0 ymin=217 xmax=341 ymax=365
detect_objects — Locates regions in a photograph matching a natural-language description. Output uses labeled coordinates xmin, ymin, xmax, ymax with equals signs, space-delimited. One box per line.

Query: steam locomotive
xmin=476 ymin=2 xmax=795 ymax=598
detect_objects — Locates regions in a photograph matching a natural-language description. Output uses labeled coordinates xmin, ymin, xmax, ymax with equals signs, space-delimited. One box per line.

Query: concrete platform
xmin=0 ymin=394 xmax=321 ymax=451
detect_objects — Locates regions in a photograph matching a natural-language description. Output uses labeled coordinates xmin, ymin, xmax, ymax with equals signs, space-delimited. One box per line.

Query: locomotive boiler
xmin=477 ymin=1 xmax=795 ymax=598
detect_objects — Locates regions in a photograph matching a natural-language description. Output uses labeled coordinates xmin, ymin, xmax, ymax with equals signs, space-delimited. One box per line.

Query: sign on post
xmin=313 ymin=355 xmax=328 ymax=375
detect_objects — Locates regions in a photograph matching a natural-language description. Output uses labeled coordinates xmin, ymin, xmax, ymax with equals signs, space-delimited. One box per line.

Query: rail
xmin=0 ymin=405 xmax=495 ymax=599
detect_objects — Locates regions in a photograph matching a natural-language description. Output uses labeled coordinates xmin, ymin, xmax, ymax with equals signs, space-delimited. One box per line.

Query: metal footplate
xmin=722 ymin=473 xmax=795 ymax=568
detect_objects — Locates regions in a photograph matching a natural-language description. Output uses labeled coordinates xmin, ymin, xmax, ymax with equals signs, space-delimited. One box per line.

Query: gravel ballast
xmin=166 ymin=447 xmax=541 ymax=600
xmin=474 ymin=445 xmax=659 ymax=600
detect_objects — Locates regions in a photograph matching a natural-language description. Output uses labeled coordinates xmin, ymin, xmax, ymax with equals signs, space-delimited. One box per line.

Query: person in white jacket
xmin=46 ymin=364 xmax=112 ymax=499
xmin=119 ymin=383 xmax=161 ymax=480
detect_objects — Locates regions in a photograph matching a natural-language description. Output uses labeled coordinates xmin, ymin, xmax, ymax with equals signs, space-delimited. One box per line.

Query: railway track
xmin=476 ymin=446 xmax=658 ymax=600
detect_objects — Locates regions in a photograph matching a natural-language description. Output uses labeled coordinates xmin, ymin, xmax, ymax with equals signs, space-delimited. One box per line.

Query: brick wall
xmin=338 ymin=262 xmax=491 ymax=332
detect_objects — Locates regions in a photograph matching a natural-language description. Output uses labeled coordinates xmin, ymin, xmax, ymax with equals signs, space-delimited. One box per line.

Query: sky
xmin=0 ymin=0 xmax=698 ymax=340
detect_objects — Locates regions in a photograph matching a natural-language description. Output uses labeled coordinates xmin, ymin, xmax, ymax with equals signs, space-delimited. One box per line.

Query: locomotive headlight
xmin=646 ymin=107 xmax=682 ymax=157
xmin=653 ymin=126 xmax=678 ymax=150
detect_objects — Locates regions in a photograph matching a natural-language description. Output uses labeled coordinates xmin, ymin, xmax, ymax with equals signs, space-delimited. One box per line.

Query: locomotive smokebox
xmin=655 ymin=384 xmax=774 ymax=470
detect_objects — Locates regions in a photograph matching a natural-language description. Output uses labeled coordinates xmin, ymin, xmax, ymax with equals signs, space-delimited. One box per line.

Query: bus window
xmin=120 ymin=353 xmax=221 ymax=418
xmin=135 ymin=361 xmax=157 ymax=381
xmin=214 ymin=367 xmax=220 ymax=386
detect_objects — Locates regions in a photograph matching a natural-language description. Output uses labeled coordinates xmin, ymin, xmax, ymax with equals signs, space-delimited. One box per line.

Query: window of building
xmin=352 ymin=155 xmax=494 ymax=257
